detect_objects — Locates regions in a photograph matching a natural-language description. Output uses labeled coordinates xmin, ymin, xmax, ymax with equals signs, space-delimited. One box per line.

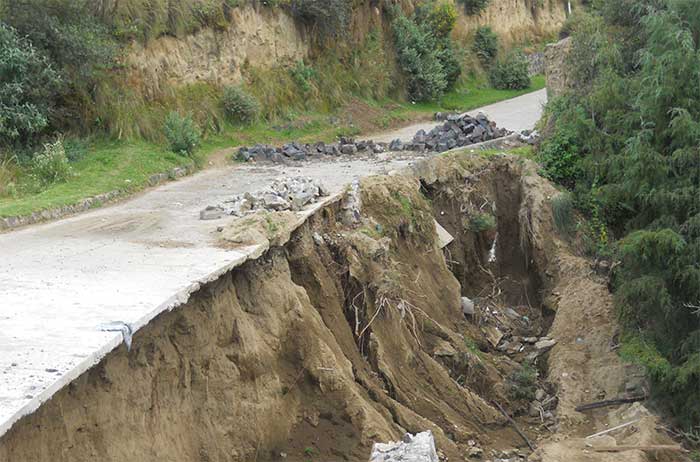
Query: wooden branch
xmin=591 ymin=445 xmax=687 ymax=453
xmin=493 ymin=401 xmax=535 ymax=451
xmin=575 ymin=395 xmax=646 ymax=412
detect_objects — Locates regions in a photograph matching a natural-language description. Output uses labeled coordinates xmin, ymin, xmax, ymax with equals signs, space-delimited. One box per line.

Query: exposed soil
xmin=0 ymin=153 xmax=683 ymax=461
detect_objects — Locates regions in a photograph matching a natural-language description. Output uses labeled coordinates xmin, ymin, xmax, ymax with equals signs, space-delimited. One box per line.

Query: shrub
xmin=469 ymin=212 xmax=496 ymax=232
xmin=537 ymin=128 xmax=582 ymax=188
xmin=3 ymin=0 xmax=117 ymax=132
xmin=391 ymin=6 xmax=461 ymax=102
xmin=457 ymin=0 xmax=490 ymax=15
xmin=163 ymin=112 xmax=201 ymax=158
xmin=488 ymin=51 xmax=531 ymax=90
xmin=290 ymin=61 xmax=317 ymax=93
xmin=288 ymin=0 xmax=351 ymax=39
xmin=416 ymin=0 xmax=458 ymax=38
xmin=30 ymin=138 xmax=73 ymax=187
xmin=222 ymin=86 xmax=259 ymax=124
xmin=0 ymin=23 xmax=61 ymax=145
xmin=508 ymin=362 xmax=537 ymax=401
xmin=473 ymin=26 xmax=499 ymax=65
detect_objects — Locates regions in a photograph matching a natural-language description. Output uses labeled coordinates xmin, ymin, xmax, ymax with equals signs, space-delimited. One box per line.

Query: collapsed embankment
xmin=0 ymin=153 xmax=678 ymax=461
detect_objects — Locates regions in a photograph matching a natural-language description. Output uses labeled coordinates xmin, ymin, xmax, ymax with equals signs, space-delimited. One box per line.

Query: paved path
xmin=0 ymin=89 xmax=546 ymax=439
xmin=372 ymin=88 xmax=547 ymax=143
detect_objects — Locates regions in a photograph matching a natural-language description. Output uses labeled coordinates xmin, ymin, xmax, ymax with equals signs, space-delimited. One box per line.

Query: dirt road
xmin=0 ymin=90 xmax=545 ymax=439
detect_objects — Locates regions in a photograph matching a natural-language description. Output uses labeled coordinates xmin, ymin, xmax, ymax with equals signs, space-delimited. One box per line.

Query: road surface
xmin=0 ymin=89 xmax=546 ymax=439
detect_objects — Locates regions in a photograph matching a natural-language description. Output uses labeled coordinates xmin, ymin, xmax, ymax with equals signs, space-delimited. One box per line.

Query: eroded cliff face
xmin=455 ymin=0 xmax=570 ymax=44
xmin=126 ymin=4 xmax=309 ymax=98
xmin=124 ymin=0 xmax=570 ymax=98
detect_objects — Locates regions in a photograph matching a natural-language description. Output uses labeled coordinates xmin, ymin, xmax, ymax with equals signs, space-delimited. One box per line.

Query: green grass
xmin=0 ymin=76 xmax=545 ymax=219
xmin=0 ymin=140 xmax=192 ymax=218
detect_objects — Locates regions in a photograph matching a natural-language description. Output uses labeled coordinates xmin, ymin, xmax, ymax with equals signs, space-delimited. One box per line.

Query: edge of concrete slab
xmin=0 ymin=193 xmax=344 ymax=440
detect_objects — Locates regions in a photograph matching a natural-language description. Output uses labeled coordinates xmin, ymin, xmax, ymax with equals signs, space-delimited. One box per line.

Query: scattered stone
xmin=370 ymin=431 xmax=438 ymax=462
xmin=535 ymin=389 xmax=546 ymax=401
xmin=467 ymin=446 xmax=483 ymax=459
xmin=484 ymin=325 xmax=505 ymax=348
xmin=202 ymin=177 xmax=329 ymax=219
xmin=535 ymin=338 xmax=557 ymax=352
xmin=200 ymin=206 xmax=224 ymax=221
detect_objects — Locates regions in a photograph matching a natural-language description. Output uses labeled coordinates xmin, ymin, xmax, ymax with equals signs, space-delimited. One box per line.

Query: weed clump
xmin=508 ymin=362 xmax=537 ymax=401
xmin=30 ymin=138 xmax=74 ymax=187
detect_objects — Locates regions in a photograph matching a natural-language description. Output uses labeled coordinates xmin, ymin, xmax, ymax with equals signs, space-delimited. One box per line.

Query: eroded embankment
xmin=0 ymin=154 xmax=678 ymax=462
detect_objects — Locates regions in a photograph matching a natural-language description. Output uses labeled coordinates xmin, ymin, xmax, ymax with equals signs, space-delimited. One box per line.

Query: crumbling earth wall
xmin=0 ymin=154 xmax=677 ymax=462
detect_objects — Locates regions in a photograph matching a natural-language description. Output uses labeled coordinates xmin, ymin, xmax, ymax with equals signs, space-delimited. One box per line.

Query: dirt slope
xmin=0 ymin=153 xmax=681 ymax=462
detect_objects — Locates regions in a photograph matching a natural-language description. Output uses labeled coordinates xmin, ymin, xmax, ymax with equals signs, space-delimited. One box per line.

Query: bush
xmin=473 ymin=26 xmax=499 ymax=64
xmin=457 ymin=0 xmax=490 ymax=15
xmin=508 ymin=362 xmax=537 ymax=401
xmin=391 ymin=6 xmax=461 ymax=102
xmin=488 ymin=52 xmax=531 ymax=90
xmin=288 ymin=0 xmax=351 ymax=39
xmin=30 ymin=138 xmax=73 ymax=187
xmin=416 ymin=0 xmax=458 ymax=38
xmin=163 ymin=112 xmax=201 ymax=158
xmin=0 ymin=23 xmax=61 ymax=145
xmin=537 ymin=128 xmax=582 ymax=188
xmin=290 ymin=61 xmax=318 ymax=93
xmin=222 ymin=86 xmax=259 ymax=124
xmin=3 ymin=0 xmax=117 ymax=132
xmin=469 ymin=212 xmax=496 ymax=232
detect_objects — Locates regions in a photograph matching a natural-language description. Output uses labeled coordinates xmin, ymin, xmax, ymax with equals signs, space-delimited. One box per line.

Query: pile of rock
xmin=235 ymin=114 xmax=509 ymax=163
xmin=236 ymin=137 xmax=386 ymax=163
xmin=392 ymin=113 xmax=510 ymax=153
xmin=200 ymin=177 xmax=329 ymax=220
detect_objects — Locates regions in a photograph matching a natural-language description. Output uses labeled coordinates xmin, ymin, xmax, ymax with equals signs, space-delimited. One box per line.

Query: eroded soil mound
xmin=0 ymin=153 xmax=681 ymax=462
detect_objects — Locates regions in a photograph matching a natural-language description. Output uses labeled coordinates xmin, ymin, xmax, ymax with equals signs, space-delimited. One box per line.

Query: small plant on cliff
xmin=222 ymin=85 xmax=259 ymax=124
xmin=488 ymin=51 xmax=531 ymax=90
xmin=290 ymin=60 xmax=317 ymax=93
xmin=473 ymin=26 xmax=499 ymax=65
xmin=163 ymin=112 xmax=201 ymax=159
xmin=457 ymin=0 xmax=490 ymax=15
xmin=508 ymin=362 xmax=537 ymax=401
xmin=468 ymin=212 xmax=496 ymax=232
xmin=288 ymin=0 xmax=351 ymax=39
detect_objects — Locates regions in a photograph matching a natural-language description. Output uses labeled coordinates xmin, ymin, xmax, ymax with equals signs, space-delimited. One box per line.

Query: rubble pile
xmin=200 ymin=177 xmax=330 ymax=220
xmin=235 ymin=113 xmax=510 ymax=163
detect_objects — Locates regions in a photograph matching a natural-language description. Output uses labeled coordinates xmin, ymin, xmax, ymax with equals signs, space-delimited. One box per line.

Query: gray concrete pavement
xmin=0 ymin=89 xmax=546 ymax=439
xmin=372 ymin=88 xmax=547 ymax=143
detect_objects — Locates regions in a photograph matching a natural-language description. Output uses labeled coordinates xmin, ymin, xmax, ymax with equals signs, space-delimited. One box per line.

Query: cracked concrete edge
xmin=0 ymin=193 xmax=344 ymax=440
xmin=0 ymin=166 xmax=193 ymax=234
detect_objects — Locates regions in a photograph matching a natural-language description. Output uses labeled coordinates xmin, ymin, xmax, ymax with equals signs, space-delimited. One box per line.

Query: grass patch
xmin=0 ymin=139 xmax=192 ymax=218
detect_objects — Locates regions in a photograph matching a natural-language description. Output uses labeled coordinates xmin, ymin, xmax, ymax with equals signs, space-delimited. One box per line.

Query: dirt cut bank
xmin=0 ymin=152 xmax=681 ymax=462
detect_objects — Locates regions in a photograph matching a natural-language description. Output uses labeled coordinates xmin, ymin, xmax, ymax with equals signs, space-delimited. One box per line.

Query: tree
xmin=0 ymin=23 xmax=61 ymax=145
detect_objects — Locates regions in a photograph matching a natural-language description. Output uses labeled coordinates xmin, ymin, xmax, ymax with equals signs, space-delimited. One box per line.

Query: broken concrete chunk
xmin=484 ymin=325 xmax=504 ymax=348
xmin=461 ymin=297 xmax=475 ymax=316
xmin=434 ymin=219 xmax=454 ymax=248
xmin=370 ymin=431 xmax=438 ymax=462
xmin=199 ymin=206 xmax=224 ymax=221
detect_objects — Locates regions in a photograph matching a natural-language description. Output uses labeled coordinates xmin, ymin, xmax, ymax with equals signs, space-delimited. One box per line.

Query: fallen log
xmin=585 ymin=419 xmax=640 ymax=439
xmin=591 ymin=445 xmax=687 ymax=453
xmin=575 ymin=395 xmax=646 ymax=412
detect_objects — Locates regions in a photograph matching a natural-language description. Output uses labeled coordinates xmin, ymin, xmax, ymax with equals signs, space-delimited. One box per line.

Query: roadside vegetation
xmin=538 ymin=0 xmax=700 ymax=430
xmin=0 ymin=0 xmax=545 ymax=219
